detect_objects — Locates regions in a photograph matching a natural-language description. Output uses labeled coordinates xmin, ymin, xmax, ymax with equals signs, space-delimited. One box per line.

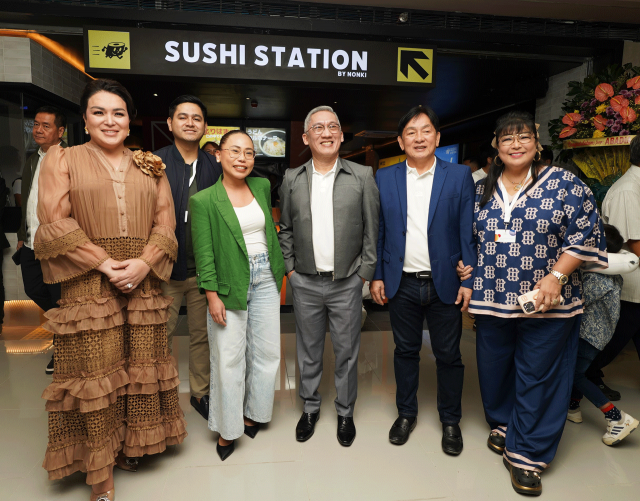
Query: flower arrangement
xmin=549 ymin=64 xmax=640 ymax=149
xmin=132 ymin=150 xmax=166 ymax=179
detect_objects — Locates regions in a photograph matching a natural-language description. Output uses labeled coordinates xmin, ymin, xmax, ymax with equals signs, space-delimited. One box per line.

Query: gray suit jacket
xmin=278 ymin=157 xmax=380 ymax=281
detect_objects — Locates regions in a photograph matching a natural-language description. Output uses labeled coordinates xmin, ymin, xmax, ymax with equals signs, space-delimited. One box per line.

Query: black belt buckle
xmin=416 ymin=271 xmax=432 ymax=279
xmin=317 ymin=271 xmax=335 ymax=280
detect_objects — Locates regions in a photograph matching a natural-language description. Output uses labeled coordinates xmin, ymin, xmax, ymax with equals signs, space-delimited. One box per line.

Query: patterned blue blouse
xmin=468 ymin=166 xmax=608 ymax=319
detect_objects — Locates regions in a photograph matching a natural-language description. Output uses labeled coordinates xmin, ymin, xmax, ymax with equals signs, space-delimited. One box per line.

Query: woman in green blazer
xmin=190 ymin=130 xmax=285 ymax=461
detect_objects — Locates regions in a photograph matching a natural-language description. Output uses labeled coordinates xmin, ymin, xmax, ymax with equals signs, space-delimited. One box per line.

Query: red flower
xmin=635 ymin=95 xmax=640 ymax=105
xmin=559 ymin=126 xmax=577 ymax=138
xmin=595 ymin=83 xmax=614 ymax=102
xmin=593 ymin=115 xmax=607 ymax=131
xmin=562 ymin=112 xmax=582 ymax=126
xmin=610 ymin=95 xmax=630 ymax=112
xmin=620 ymin=107 xmax=637 ymax=124
xmin=627 ymin=76 xmax=640 ymax=90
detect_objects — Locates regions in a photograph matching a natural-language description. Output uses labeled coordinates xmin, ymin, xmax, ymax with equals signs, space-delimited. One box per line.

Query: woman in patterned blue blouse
xmin=458 ymin=111 xmax=607 ymax=496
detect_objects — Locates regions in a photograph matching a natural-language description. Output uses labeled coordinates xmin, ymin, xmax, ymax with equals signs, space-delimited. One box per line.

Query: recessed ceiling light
xmin=153 ymin=93 xmax=158 ymax=96
xmin=246 ymin=97 xmax=250 ymax=100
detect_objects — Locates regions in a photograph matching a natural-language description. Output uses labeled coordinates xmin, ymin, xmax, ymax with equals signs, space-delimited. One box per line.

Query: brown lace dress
xmin=34 ymin=143 xmax=187 ymax=486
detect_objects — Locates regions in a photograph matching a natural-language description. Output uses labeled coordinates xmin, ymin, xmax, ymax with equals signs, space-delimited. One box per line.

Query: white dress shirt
xmin=311 ymin=159 xmax=337 ymax=272
xmin=25 ymin=147 xmax=49 ymax=249
xmin=403 ymin=158 xmax=437 ymax=273
xmin=472 ymin=168 xmax=488 ymax=184
xmin=234 ymin=198 xmax=268 ymax=256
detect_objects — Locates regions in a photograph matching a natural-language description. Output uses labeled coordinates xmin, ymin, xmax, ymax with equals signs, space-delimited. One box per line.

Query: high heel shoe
xmin=216 ymin=440 xmax=235 ymax=461
xmin=90 ymin=488 xmax=115 ymax=501
xmin=244 ymin=423 xmax=260 ymax=439
xmin=114 ymin=451 xmax=139 ymax=472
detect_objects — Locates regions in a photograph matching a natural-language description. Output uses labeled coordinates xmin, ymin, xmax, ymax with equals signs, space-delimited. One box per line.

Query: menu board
xmin=245 ymin=127 xmax=287 ymax=158
xmin=199 ymin=126 xmax=240 ymax=147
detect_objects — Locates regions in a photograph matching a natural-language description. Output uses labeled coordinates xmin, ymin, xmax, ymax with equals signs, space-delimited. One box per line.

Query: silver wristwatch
xmin=550 ymin=269 xmax=569 ymax=285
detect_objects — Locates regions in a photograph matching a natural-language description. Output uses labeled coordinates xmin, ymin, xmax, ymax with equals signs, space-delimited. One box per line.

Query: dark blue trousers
xmin=388 ymin=275 xmax=464 ymax=423
xmin=475 ymin=314 xmax=580 ymax=471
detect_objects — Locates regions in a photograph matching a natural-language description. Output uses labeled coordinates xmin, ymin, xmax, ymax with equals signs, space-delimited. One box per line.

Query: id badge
xmin=495 ymin=228 xmax=516 ymax=243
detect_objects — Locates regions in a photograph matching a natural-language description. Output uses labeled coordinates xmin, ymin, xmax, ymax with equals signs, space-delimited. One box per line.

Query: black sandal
xmin=503 ymin=457 xmax=542 ymax=496
xmin=487 ymin=430 xmax=505 ymax=454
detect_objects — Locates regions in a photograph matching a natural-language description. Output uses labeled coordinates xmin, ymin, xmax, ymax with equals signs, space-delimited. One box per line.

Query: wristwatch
xmin=550 ymin=269 xmax=569 ymax=285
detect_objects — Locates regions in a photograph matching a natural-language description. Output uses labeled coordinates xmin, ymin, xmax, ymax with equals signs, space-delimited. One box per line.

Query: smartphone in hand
xmin=517 ymin=290 xmax=564 ymax=314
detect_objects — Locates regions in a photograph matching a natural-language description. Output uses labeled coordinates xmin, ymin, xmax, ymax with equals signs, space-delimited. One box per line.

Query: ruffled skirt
xmin=41 ymin=237 xmax=187 ymax=485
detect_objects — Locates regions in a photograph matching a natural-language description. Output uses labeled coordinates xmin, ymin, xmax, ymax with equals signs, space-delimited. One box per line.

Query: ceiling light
xmin=246 ymin=97 xmax=250 ymax=100
xmin=153 ymin=93 xmax=158 ymax=96
xmin=398 ymin=12 xmax=409 ymax=23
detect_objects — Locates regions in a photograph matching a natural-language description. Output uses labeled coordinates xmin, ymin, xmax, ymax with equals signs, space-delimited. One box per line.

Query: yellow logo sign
xmin=88 ymin=30 xmax=131 ymax=69
xmin=397 ymin=48 xmax=433 ymax=83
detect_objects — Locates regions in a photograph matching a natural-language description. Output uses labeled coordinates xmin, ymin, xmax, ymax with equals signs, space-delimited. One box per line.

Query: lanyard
xmin=498 ymin=168 xmax=532 ymax=229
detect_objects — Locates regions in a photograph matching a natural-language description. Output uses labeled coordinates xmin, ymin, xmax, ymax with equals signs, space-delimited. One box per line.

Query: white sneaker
xmin=567 ymin=407 xmax=583 ymax=423
xmin=602 ymin=411 xmax=639 ymax=446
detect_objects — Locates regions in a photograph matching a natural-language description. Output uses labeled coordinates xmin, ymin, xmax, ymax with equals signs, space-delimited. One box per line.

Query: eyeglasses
xmin=499 ymin=133 xmax=534 ymax=146
xmin=221 ymin=148 xmax=256 ymax=160
xmin=306 ymin=123 xmax=341 ymax=135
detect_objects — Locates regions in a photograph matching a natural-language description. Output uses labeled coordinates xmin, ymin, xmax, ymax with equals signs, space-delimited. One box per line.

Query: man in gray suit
xmin=278 ymin=106 xmax=380 ymax=446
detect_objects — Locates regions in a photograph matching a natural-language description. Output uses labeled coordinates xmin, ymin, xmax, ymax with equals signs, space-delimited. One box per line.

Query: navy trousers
xmin=388 ymin=275 xmax=464 ymax=423
xmin=475 ymin=314 xmax=580 ymax=471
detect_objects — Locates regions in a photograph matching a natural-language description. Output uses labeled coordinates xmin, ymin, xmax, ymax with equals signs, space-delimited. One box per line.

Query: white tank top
xmin=233 ymin=198 xmax=268 ymax=256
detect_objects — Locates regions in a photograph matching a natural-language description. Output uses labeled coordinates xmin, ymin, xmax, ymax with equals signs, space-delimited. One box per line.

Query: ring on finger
xmin=551 ymin=298 xmax=559 ymax=306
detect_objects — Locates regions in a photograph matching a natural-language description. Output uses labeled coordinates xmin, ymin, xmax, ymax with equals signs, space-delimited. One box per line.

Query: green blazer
xmin=190 ymin=176 xmax=285 ymax=311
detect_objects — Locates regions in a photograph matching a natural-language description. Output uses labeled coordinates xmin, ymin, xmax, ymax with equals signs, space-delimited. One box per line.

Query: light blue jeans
xmin=207 ymin=252 xmax=281 ymax=440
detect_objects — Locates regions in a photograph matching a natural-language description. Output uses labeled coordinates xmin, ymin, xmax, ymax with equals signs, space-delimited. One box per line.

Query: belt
xmin=402 ymin=271 xmax=432 ymax=279
xmin=316 ymin=271 xmax=335 ymax=279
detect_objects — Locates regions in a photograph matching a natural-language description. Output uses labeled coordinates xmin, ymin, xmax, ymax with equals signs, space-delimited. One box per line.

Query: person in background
xmin=155 ymin=95 xmax=222 ymax=422
xmin=12 ymin=177 xmax=22 ymax=206
xmin=0 ymin=172 xmax=9 ymax=333
xmin=16 ymin=106 xmax=66 ymax=374
xmin=539 ymin=145 xmax=554 ymax=167
xmin=458 ymin=111 xmax=607 ymax=496
xmin=567 ymin=223 xmax=639 ymax=445
xmin=585 ymin=135 xmax=640 ymax=401
xmin=472 ymin=142 xmax=495 ymax=184
xmin=279 ymin=105 xmax=379 ymax=447
xmin=462 ymin=156 xmax=479 ymax=172
xmin=370 ymin=105 xmax=475 ymax=454
xmin=190 ymin=130 xmax=285 ymax=461
xmin=202 ymin=141 xmax=219 ymax=155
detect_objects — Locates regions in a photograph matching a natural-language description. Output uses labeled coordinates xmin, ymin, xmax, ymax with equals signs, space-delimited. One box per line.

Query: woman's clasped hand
xmin=97 ymin=257 xmax=151 ymax=292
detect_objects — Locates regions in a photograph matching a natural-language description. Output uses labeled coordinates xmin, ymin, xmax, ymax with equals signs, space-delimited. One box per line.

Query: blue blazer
xmin=373 ymin=159 xmax=477 ymax=303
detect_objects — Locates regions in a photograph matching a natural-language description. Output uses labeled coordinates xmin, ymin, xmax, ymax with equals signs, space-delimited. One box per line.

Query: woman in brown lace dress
xmin=35 ymin=79 xmax=186 ymax=501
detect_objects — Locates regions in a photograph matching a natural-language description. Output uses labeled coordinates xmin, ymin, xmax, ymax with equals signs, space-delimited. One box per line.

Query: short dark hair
xmin=603 ymin=224 xmax=624 ymax=253
xmin=478 ymin=141 xmax=496 ymax=168
xmin=35 ymin=106 xmax=67 ymax=129
xmin=219 ymin=130 xmax=253 ymax=148
xmin=201 ymin=141 xmax=219 ymax=151
xmin=630 ymin=135 xmax=640 ymax=166
xmin=541 ymin=145 xmax=554 ymax=164
xmin=397 ymin=105 xmax=440 ymax=137
xmin=80 ymin=78 xmax=136 ymax=120
xmin=169 ymin=95 xmax=208 ymax=123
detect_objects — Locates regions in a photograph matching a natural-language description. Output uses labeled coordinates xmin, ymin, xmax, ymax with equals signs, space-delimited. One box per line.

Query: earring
xmin=494 ymin=156 xmax=504 ymax=166
xmin=127 ymin=129 xmax=130 ymax=136
xmin=84 ymin=127 xmax=89 ymax=135
xmin=534 ymin=151 xmax=541 ymax=162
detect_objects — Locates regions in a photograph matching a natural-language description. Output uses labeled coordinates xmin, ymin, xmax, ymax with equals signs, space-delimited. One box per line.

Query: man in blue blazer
xmin=370 ymin=105 xmax=476 ymax=454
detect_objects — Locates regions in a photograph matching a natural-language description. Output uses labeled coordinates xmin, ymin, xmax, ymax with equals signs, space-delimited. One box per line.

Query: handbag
xmin=11 ymin=246 xmax=22 ymax=266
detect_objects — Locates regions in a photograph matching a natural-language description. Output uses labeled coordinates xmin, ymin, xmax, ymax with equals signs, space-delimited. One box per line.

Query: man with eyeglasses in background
xmin=154 ymin=95 xmax=222 ymax=422
xmin=278 ymin=105 xmax=380 ymax=447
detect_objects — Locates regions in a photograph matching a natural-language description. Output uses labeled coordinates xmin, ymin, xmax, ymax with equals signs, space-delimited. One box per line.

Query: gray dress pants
xmin=290 ymin=272 xmax=363 ymax=417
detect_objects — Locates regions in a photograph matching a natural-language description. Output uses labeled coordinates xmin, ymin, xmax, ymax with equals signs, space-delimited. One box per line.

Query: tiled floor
xmin=1 ymin=309 xmax=639 ymax=501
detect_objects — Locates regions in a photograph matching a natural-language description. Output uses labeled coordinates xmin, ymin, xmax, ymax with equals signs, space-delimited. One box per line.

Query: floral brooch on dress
xmin=132 ymin=150 xmax=166 ymax=179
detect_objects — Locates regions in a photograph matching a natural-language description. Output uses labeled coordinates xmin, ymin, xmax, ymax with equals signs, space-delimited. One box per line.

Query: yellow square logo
xmin=88 ymin=30 xmax=131 ymax=70
xmin=397 ymin=48 xmax=433 ymax=83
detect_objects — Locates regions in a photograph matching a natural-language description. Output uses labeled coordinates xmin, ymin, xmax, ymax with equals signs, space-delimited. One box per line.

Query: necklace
xmin=504 ymin=172 xmax=528 ymax=191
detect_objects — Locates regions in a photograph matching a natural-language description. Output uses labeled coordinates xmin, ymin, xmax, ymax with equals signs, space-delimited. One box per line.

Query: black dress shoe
xmin=296 ymin=411 xmax=320 ymax=442
xmin=190 ymin=395 xmax=210 ymax=421
xmin=389 ymin=416 xmax=417 ymax=445
xmin=244 ymin=423 xmax=260 ymax=439
xmin=216 ymin=440 xmax=235 ymax=461
xmin=487 ymin=431 xmax=505 ymax=454
xmin=503 ymin=457 xmax=542 ymax=496
xmin=442 ymin=423 xmax=463 ymax=455
xmin=337 ymin=416 xmax=356 ymax=447
xmin=45 ymin=355 xmax=54 ymax=375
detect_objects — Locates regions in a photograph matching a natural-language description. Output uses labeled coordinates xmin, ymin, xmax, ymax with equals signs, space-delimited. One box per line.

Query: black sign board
xmin=85 ymin=28 xmax=436 ymax=87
